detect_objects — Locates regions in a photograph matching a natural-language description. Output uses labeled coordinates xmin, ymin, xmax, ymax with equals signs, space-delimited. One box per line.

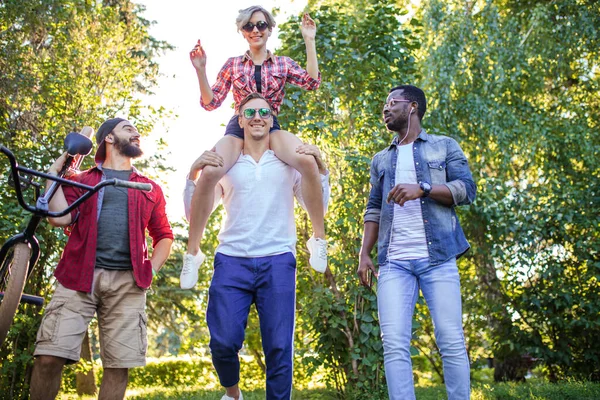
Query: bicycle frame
xmin=0 ymin=143 xmax=151 ymax=305
xmin=0 ymin=145 xmax=88 ymax=305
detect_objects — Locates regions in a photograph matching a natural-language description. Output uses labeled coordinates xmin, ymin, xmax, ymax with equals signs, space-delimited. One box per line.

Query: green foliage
xmin=58 ymin=355 xmax=323 ymax=394
xmin=0 ymin=0 xmax=171 ymax=397
xmin=57 ymin=357 xmax=600 ymax=398
xmin=415 ymin=0 xmax=600 ymax=382
xmin=146 ymin=212 xmax=222 ymax=359
xmin=54 ymin=377 xmax=600 ymax=400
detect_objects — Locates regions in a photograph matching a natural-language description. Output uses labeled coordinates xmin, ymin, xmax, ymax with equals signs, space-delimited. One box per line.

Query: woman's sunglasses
xmin=242 ymin=21 xmax=269 ymax=33
xmin=242 ymin=108 xmax=272 ymax=119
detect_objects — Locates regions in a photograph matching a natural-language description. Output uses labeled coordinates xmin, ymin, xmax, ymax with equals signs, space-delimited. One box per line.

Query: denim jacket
xmin=364 ymin=129 xmax=476 ymax=266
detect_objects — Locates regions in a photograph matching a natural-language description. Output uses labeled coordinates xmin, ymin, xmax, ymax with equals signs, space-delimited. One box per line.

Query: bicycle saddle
xmin=64 ymin=131 xmax=93 ymax=156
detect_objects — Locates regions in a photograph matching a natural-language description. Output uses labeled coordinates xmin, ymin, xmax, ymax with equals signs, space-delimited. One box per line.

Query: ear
xmin=238 ymin=116 xmax=243 ymax=129
xmin=105 ymin=133 xmax=114 ymax=143
xmin=268 ymin=29 xmax=272 ymax=37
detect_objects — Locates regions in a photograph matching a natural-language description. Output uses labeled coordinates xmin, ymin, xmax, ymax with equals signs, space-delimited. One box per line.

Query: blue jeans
xmin=207 ymin=252 xmax=296 ymax=399
xmin=377 ymin=257 xmax=470 ymax=400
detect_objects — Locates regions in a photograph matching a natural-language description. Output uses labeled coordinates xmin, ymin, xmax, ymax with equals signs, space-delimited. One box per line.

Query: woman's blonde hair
xmin=236 ymin=5 xmax=276 ymax=32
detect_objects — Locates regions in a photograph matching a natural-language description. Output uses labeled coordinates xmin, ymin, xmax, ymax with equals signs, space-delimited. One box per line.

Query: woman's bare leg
xmin=181 ymin=135 xmax=243 ymax=289
xmin=187 ymin=135 xmax=243 ymax=254
xmin=270 ymin=129 xmax=327 ymax=271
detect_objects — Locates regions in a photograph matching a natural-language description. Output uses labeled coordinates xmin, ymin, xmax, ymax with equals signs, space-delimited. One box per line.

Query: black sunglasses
xmin=242 ymin=20 xmax=269 ymax=33
xmin=242 ymin=108 xmax=272 ymax=119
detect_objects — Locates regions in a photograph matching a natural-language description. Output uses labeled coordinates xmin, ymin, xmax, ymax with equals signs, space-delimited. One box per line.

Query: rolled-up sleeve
xmin=285 ymin=57 xmax=321 ymax=91
xmin=294 ymin=171 xmax=330 ymax=214
xmin=147 ymin=184 xmax=174 ymax=247
xmin=62 ymin=175 xmax=84 ymax=223
xmin=444 ymin=138 xmax=476 ymax=206
xmin=364 ymin=155 xmax=382 ymax=224
xmin=182 ymin=176 xmax=223 ymax=222
xmin=201 ymin=58 xmax=234 ymax=111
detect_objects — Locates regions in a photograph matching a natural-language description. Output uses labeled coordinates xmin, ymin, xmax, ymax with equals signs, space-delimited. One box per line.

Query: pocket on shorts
xmin=36 ymin=300 xmax=67 ymax=343
xmin=138 ymin=311 xmax=148 ymax=355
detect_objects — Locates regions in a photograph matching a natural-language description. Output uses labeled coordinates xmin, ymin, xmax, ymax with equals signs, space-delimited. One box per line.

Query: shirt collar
xmin=95 ymin=162 xmax=140 ymax=176
xmin=242 ymin=50 xmax=274 ymax=63
xmin=387 ymin=129 xmax=428 ymax=150
xmin=239 ymin=149 xmax=274 ymax=160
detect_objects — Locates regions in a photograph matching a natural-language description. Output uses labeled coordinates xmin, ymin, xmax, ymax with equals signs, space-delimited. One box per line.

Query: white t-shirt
xmin=387 ymin=144 xmax=428 ymax=260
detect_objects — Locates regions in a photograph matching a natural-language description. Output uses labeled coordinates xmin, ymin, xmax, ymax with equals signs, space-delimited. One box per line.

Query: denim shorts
xmin=224 ymin=114 xmax=281 ymax=139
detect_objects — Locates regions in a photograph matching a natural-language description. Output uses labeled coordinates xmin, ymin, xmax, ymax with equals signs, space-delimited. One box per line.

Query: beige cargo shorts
xmin=34 ymin=268 xmax=148 ymax=368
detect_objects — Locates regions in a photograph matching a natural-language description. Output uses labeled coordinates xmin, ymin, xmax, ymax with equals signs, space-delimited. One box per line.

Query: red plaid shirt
xmin=202 ymin=50 xmax=321 ymax=114
xmin=54 ymin=166 xmax=173 ymax=292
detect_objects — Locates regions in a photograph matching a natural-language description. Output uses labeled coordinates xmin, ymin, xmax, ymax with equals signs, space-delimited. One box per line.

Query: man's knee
xmin=34 ymin=355 xmax=67 ymax=372
xmin=210 ymin=338 xmax=242 ymax=360
xmin=103 ymin=367 xmax=129 ymax=382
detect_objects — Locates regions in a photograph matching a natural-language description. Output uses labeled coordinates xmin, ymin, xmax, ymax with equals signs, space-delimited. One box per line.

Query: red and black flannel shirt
xmin=202 ymin=50 xmax=321 ymax=114
xmin=54 ymin=166 xmax=173 ymax=292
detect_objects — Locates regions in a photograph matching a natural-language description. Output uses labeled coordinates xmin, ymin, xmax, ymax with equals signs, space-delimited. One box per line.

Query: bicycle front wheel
xmin=0 ymin=242 xmax=31 ymax=346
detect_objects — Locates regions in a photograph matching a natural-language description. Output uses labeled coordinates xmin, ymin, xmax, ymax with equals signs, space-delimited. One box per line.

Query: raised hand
xmin=300 ymin=13 xmax=316 ymax=41
xmin=48 ymin=152 xmax=69 ymax=176
xmin=189 ymin=39 xmax=207 ymax=71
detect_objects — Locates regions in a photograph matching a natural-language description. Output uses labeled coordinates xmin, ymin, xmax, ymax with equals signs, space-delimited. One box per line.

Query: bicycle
xmin=0 ymin=127 xmax=152 ymax=346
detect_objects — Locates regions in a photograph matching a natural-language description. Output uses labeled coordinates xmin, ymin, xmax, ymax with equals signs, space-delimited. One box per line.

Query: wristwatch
xmin=420 ymin=181 xmax=432 ymax=198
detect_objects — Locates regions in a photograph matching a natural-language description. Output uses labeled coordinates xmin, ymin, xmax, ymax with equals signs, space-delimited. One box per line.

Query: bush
xmin=60 ymin=355 xmax=322 ymax=393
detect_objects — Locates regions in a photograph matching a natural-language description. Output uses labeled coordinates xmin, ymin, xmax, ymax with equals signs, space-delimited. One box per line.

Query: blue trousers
xmin=207 ymin=252 xmax=296 ymax=399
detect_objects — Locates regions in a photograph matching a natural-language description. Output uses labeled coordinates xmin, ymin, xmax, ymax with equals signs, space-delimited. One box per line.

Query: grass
xmin=58 ymin=381 xmax=600 ymax=399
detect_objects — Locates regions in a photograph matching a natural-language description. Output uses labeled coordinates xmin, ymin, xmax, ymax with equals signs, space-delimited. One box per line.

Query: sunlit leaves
xmin=417 ymin=0 xmax=600 ymax=381
xmin=0 ymin=0 xmax=172 ymax=395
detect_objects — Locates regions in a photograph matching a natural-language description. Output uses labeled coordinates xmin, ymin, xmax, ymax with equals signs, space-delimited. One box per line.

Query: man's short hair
xmin=389 ymin=85 xmax=427 ymax=121
xmin=239 ymin=93 xmax=272 ymax=111
xmin=236 ymin=6 xmax=276 ymax=32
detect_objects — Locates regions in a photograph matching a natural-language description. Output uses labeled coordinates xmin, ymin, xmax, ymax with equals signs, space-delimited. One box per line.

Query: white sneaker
xmin=307 ymin=236 xmax=327 ymax=273
xmin=180 ymin=250 xmax=205 ymax=289
xmin=220 ymin=390 xmax=243 ymax=400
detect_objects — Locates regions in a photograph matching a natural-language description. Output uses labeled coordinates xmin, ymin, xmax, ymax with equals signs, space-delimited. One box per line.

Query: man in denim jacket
xmin=358 ymin=85 xmax=476 ymax=400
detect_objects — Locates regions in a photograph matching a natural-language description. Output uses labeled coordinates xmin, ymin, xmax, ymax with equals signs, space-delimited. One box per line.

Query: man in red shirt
xmin=29 ymin=118 xmax=173 ymax=400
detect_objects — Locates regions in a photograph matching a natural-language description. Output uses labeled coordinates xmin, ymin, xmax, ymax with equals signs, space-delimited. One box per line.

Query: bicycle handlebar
xmin=114 ymin=179 xmax=152 ymax=192
xmin=1 ymin=145 xmax=153 ymax=219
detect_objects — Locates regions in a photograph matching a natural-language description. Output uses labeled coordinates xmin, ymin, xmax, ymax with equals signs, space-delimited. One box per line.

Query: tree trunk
xmin=472 ymin=215 xmax=526 ymax=382
xmin=76 ymin=330 xmax=97 ymax=396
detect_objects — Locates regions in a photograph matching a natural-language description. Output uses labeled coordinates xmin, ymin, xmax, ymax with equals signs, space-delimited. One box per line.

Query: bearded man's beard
xmin=114 ymin=136 xmax=143 ymax=158
xmin=385 ymin=119 xmax=408 ymax=133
